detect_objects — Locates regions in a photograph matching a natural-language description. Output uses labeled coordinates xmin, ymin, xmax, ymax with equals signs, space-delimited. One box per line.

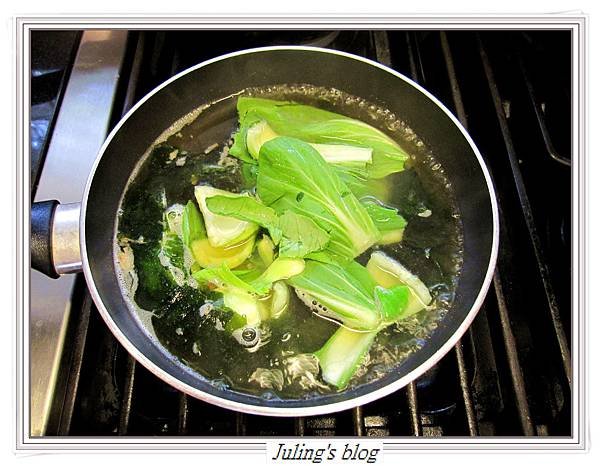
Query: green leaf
xmin=194 ymin=258 xmax=304 ymax=297
xmin=193 ymin=258 xmax=302 ymax=325
xmin=250 ymin=258 xmax=305 ymax=295
xmin=240 ymin=161 xmax=259 ymax=188
xmin=230 ymin=111 xmax=262 ymax=164
xmin=336 ymin=166 xmax=392 ymax=202
xmin=193 ymin=265 xmax=263 ymax=325
xmin=374 ymin=285 xmax=410 ymax=322
xmin=194 ymin=186 xmax=259 ymax=248
xmin=193 ymin=264 xmax=257 ymax=294
xmin=205 ymin=194 xmax=278 ymax=227
xmin=232 ymin=266 xmax=264 ymax=282
xmin=258 ymin=136 xmax=380 ymax=260
xmin=366 ymin=251 xmax=432 ymax=317
xmin=361 ymin=199 xmax=407 ymax=231
xmin=288 ymin=260 xmax=381 ymax=331
xmin=276 ymin=211 xmax=330 ymax=259
xmin=232 ymin=97 xmax=408 ymax=178
xmin=181 ymin=200 xmax=206 ymax=247
xmin=361 ymin=198 xmax=407 ymax=245
xmin=206 ymin=194 xmax=330 ymax=259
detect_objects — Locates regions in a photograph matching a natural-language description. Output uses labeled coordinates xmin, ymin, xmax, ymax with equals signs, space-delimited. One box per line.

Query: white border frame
xmin=14 ymin=14 xmax=587 ymax=453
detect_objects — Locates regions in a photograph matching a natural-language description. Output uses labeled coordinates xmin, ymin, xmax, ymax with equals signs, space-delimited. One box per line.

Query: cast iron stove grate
xmin=40 ymin=30 xmax=572 ymax=437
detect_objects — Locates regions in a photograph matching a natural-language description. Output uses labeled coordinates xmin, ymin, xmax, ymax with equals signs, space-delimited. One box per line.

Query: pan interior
xmin=83 ymin=48 xmax=495 ymax=412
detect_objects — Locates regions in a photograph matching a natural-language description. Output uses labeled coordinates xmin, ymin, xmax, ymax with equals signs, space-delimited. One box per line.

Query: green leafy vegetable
xmin=194 ymin=185 xmax=259 ymax=248
xmin=250 ymin=258 xmax=305 ymax=295
xmin=244 ymin=120 xmax=388 ymax=203
xmin=291 ymin=259 xmax=414 ymax=389
xmin=276 ymin=211 xmax=330 ymax=259
xmin=288 ymin=260 xmax=382 ymax=331
xmin=205 ymin=194 xmax=278 ymax=227
xmin=182 ymin=200 xmax=206 ymax=247
xmin=336 ymin=166 xmax=392 ymax=202
xmin=366 ymin=251 xmax=432 ymax=317
xmin=230 ymin=97 xmax=409 ymax=178
xmin=193 ymin=258 xmax=303 ymax=325
xmin=257 ymin=235 xmax=275 ymax=266
xmin=194 ymin=264 xmax=258 ymax=294
xmin=374 ymin=285 xmax=410 ymax=322
xmin=270 ymin=282 xmax=290 ymax=319
xmin=246 ymin=120 xmax=279 ymax=159
xmin=190 ymin=236 xmax=255 ymax=270
xmin=129 ymin=94 xmax=437 ymax=395
xmin=314 ymin=327 xmax=377 ymax=389
xmin=194 ymin=258 xmax=304 ymax=297
xmin=181 ymin=197 xmax=256 ymax=269
xmin=193 ymin=265 xmax=264 ymax=325
xmin=222 ymin=289 xmax=264 ymax=326
xmin=361 ymin=198 xmax=407 ymax=245
xmin=257 ymin=137 xmax=380 ymax=260
xmin=205 ymin=194 xmax=330 ymax=259
xmin=246 ymin=120 xmax=373 ymax=169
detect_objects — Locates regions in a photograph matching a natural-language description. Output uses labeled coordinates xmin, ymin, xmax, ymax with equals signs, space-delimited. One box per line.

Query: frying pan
xmin=31 ymin=46 xmax=499 ymax=416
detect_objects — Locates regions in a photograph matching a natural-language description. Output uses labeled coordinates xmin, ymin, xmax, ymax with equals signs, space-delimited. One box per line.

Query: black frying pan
xmin=31 ymin=47 xmax=499 ymax=416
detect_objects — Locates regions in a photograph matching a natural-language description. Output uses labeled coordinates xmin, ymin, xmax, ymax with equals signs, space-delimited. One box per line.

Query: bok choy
xmin=361 ymin=198 xmax=407 ymax=245
xmin=257 ymin=136 xmax=380 ymax=260
xmin=366 ymin=251 xmax=432 ymax=317
xmin=288 ymin=258 xmax=414 ymax=389
xmin=314 ymin=327 xmax=378 ymax=389
xmin=193 ymin=257 xmax=304 ymax=326
xmin=194 ymin=185 xmax=259 ymax=248
xmin=230 ymin=97 xmax=409 ymax=178
xmin=181 ymin=200 xmax=255 ymax=269
xmin=204 ymin=194 xmax=330 ymax=259
xmin=246 ymin=120 xmax=373 ymax=170
xmin=288 ymin=260 xmax=411 ymax=331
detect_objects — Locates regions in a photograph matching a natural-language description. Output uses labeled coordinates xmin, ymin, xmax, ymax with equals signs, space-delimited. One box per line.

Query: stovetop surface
xmin=30 ymin=30 xmax=80 ymax=196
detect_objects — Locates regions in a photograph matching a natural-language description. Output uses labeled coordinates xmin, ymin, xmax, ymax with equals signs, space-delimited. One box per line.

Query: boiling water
xmin=115 ymin=85 xmax=463 ymax=399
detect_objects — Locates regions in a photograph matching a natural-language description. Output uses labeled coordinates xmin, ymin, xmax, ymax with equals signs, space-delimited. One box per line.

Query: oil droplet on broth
xmin=114 ymin=84 xmax=464 ymax=399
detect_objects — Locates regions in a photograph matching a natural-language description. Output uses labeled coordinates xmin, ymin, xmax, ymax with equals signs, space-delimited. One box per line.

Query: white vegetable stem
xmin=366 ymin=251 xmax=432 ymax=317
xmin=247 ymin=120 xmax=373 ymax=167
xmin=315 ymin=326 xmax=377 ymax=389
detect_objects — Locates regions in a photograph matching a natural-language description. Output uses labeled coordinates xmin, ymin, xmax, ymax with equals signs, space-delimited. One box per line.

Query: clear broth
xmin=115 ymin=85 xmax=464 ymax=399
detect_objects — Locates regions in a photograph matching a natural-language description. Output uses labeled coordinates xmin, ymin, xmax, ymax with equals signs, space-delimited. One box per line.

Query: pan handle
xmin=31 ymin=201 xmax=82 ymax=278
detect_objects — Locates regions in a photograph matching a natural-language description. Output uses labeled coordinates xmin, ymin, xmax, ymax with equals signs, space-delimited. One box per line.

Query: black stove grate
xmin=44 ymin=30 xmax=572 ymax=437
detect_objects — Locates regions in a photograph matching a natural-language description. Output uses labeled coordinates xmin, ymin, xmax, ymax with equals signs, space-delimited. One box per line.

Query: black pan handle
xmin=31 ymin=200 xmax=60 ymax=278
xmin=31 ymin=200 xmax=82 ymax=278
